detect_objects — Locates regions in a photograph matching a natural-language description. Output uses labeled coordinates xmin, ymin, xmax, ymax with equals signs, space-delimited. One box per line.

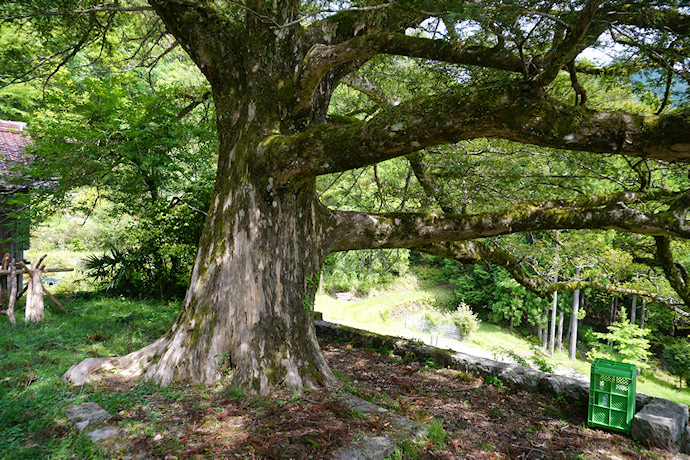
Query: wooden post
xmin=6 ymin=259 xmax=16 ymax=325
xmin=22 ymin=262 xmax=44 ymax=323
xmin=0 ymin=252 xmax=9 ymax=308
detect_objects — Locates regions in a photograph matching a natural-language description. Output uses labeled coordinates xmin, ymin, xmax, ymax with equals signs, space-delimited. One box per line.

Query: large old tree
xmin=5 ymin=0 xmax=690 ymax=392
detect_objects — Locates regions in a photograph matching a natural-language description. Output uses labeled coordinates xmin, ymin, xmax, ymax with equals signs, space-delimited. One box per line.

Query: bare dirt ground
xmin=111 ymin=336 xmax=674 ymax=459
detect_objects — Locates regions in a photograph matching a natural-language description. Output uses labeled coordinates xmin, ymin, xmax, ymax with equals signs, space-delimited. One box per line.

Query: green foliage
xmin=663 ymin=342 xmax=690 ymax=389
xmin=423 ymin=357 xmax=438 ymax=368
xmin=27 ymin=72 xmax=215 ymax=215
xmin=85 ymin=198 xmax=208 ymax=298
xmin=426 ymin=419 xmax=447 ymax=447
xmin=11 ymin=43 xmax=216 ymax=300
xmin=587 ymin=309 xmax=651 ymax=370
xmin=491 ymin=347 xmax=555 ymax=373
xmin=485 ymin=376 xmax=503 ymax=387
xmin=322 ymin=249 xmax=411 ymax=295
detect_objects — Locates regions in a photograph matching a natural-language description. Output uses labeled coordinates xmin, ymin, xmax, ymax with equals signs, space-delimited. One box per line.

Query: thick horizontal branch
xmin=148 ymin=0 xmax=229 ymax=81
xmin=532 ymin=0 xmax=602 ymax=87
xmin=326 ymin=190 xmax=690 ymax=253
xmin=295 ymin=33 xmax=524 ymax=113
xmin=655 ymin=236 xmax=690 ymax=307
xmin=271 ymin=83 xmax=690 ymax=185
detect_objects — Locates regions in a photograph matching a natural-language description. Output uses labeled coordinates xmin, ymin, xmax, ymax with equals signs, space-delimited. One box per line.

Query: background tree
xmin=663 ymin=342 xmax=690 ymax=389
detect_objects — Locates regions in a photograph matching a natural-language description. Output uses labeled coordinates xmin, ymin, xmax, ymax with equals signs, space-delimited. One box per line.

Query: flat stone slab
xmin=65 ymin=402 xmax=121 ymax=442
xmin=65 ymin=402 xmax=111 ymax=431
xmin=332 ymin=393 xmax=427 ymax=459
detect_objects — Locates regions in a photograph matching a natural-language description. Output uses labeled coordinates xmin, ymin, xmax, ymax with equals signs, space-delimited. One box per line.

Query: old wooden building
xmin=0 ymin=120 xmax=31 ymax=261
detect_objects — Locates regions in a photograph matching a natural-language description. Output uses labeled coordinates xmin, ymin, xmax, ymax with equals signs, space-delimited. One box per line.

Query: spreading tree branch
xmin=413 ymin=241 xmax=549 ymax=296
xmin=147 ymin=0 xmax=234 ymax=81
xmin=295 ymin=33 xmax=524 ymax=114
xmin=0 ymin=4 xmax=153 ymax=20
xmin=327 ymin=190 xmax=690 ymax=252
xmin=655 ymin=236 xmax=690 ymax=307
xmin=270 ymin=83 xmax=690 ymax=185
xmin=406 ymin=152 xmax=454 ymax=214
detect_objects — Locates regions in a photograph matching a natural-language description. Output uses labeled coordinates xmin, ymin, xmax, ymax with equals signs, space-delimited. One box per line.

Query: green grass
xmin=471 ymin=323 xmax=535 ymax=355
xmin=315 ymin=289 xmax=445 ymax=336
xmin=0 ymin=296 xmax=181 ymax=459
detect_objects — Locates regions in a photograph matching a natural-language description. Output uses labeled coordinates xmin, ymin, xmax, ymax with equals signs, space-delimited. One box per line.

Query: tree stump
xmin=25 ymin=268 xmax=44 ymax=323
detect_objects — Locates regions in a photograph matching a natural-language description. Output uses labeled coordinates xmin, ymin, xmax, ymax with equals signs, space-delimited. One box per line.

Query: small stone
xmin=75 ymin=421 xmax=90 ymax=432
xmin=87 ymin=425 xmax=121 ymax=442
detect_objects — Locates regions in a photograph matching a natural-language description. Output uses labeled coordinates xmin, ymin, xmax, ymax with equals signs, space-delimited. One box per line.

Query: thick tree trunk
xmin=25 ymin=269 xmax=44 ymax=323
xmin=64 ymin=124 xmax=336 ymax=393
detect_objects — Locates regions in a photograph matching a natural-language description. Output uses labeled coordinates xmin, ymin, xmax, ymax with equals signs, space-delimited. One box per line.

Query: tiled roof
xmin=0 ymin=120 xmax=31 ymax=189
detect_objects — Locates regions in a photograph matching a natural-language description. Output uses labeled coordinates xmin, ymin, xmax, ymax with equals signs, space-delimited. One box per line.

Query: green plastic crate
xmin=588 ymin=358 xmax=637 ymax=434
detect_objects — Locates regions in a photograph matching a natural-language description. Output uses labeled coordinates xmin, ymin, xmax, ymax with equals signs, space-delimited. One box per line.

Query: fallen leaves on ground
xmin=102 ymin=337 xmax=673 ymax=459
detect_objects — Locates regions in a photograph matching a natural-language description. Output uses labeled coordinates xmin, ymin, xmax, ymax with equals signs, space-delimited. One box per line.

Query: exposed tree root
xmin=63 ymin=337 xmax=171 ymax=386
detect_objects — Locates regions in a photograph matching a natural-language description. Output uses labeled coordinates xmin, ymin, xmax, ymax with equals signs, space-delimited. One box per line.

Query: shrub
xmin=586 ymin=309 xmax=651 ymax=370
xmin=447 ymin=302 xmax=481 ymax=338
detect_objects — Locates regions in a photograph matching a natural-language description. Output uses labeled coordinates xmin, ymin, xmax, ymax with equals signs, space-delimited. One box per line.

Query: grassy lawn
xmin=0 ymin=296 xmax=182 ymax=459
xmin=315 ymin=289 xmax=444 ymax=337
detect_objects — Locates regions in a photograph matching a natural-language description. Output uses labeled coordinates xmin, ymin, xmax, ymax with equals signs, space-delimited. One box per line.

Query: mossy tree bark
xmin=62 ymin=0 xmax=690 ymax=392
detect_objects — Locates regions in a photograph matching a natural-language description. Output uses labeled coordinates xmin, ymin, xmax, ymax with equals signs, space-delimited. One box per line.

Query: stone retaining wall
xmin=314 ymin=320 xmax=690 ymax=454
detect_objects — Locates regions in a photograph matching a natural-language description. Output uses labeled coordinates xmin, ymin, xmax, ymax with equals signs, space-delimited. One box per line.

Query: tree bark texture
xmin=2 ymin=262 xmax=17 ymax=325
xmin=630 ymin=295 xmax=637 ymax=324
xmin=557 ymin=310 xmax=564 ymax=351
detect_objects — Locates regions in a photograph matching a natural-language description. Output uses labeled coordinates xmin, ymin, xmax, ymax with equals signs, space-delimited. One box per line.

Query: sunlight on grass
xmin=315 ymin=289 xmax=443 ymax=337
xmin=471 ymin=323 xmax=534 ymax=355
